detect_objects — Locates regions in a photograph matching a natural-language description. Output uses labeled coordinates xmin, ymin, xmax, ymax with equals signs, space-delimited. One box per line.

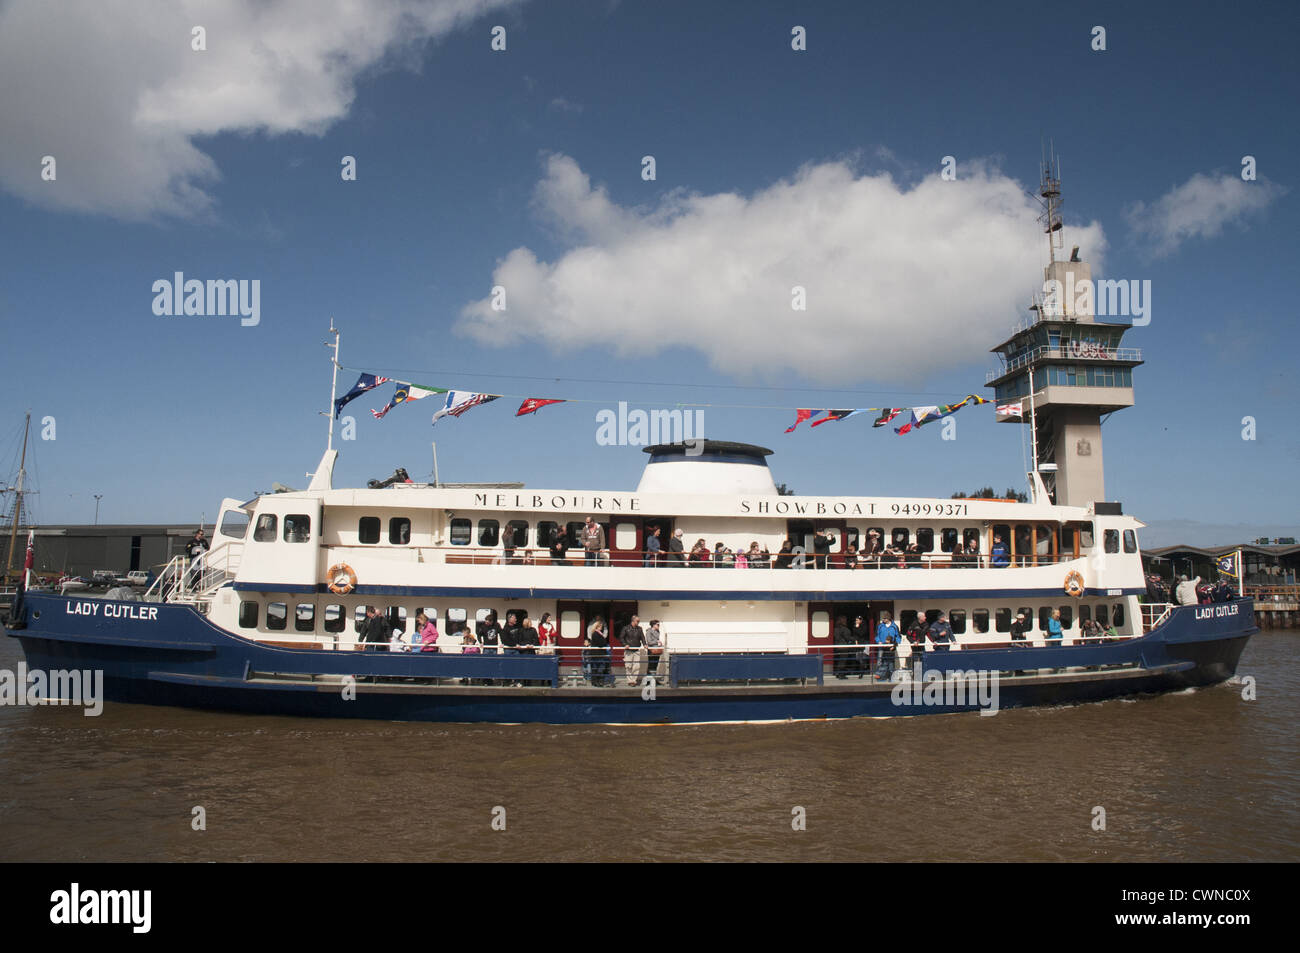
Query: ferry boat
xmin=2 ymin=166 xmax=1257 ymax=725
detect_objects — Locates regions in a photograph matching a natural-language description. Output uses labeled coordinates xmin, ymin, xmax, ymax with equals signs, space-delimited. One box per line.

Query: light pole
xmin=93 ymin=494 xmax=103 ymax=525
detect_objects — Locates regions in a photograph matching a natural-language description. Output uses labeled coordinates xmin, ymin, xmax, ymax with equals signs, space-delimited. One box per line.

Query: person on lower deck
xmin=361 ymin=606 xmax=390 ymax=651
xmin=1175 ymin=574 xmax=1201 ymax=605
xmin=832 ymin=615 xmax=853 ymax=678
xmin=850 ymin=614 xmax=870 ymax=677
xmin=417 ymin=612 xmax=439 ymax=652
xmin=584 ymin=618 xmax=612 ymax=686
xmin=621 ymin=615 xmax=646 ymax=686
xmin=1047 ymin=609 xmax=1063 ymax=642
xmin=874 ymin=612 xmax=900 ymax=680
xmin=645 ymin=619 xmax=664 ymax=678
xmin=907 ymin=612 xmax=929 ymax=652
xmin=928 ymin=613 xmax=955 ymax=651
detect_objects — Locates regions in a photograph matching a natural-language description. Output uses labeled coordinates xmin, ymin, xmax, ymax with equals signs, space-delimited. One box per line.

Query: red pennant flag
xmin=785 ymin=409 xmax=823 ymax=433
xmin=516 ymin=397 xmax=566 ymax=417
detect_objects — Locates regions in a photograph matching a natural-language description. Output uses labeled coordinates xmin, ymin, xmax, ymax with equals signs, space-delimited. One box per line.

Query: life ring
xmin=328 ymin=563 xmax=357 ymax=594
xmin=1064 ymin=570 xmax=1085 ymax=598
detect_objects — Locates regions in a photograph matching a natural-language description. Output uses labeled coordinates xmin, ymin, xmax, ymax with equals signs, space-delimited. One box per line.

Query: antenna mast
xmin=325 ymin=322 xmax=340 ymax=453
xmin=1038 ymin=143 xmax=1063 ymax=263
xmin=5 ymin=412 xmax=31 ymax=583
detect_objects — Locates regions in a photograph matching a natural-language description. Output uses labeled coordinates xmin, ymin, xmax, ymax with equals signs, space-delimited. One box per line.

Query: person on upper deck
xmin=963 ymin=539 xmax=981 ymax=568
xmin=905 ymin=536 xmax=924 ymax=569
xmin=668 ymin=529 xmax=685 ymax=565
xmin=644 ymin=525 xmax=662 ymax=567
xmin=884 ymin=543 xmax=906 ymax=569
xmin=549 ymin=526 xmax=570 ymax=565
xmin=775 ymin=539 xmax=794 ymax=569
xmin=844 ymin=545 xmax=859 ymax=570
xmin=861 ymin=529 xmax=883 ymax=567
xmin=690 ymin=539 xmax=710 ymax=567
xmin=990 ymin=535 xmax=1010 ymax=568
xmin=812 ymin=529 xmax=835 ymax=569
xmin=582 ymin=516 xmax=606 ymax=567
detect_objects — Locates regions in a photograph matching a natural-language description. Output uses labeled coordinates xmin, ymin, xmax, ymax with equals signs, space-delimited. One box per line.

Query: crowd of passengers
xmin=518 ymin=519 xmax=1024 ymax=569
xmin=1149 ymin=574 xmax=1237 ymax=605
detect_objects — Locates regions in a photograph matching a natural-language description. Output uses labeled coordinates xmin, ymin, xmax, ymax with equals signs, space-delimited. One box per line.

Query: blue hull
xmin=4 ymin=593 xmax=1256 ymax=725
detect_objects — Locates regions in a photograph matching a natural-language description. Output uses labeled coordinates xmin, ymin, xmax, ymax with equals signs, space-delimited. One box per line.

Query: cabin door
xmin=608 ymin=519 xmax=642 ymax=566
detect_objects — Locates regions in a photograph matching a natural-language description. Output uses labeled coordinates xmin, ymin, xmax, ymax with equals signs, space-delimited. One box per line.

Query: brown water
xmin=0 ymin=629 xmax=1295 ymax=862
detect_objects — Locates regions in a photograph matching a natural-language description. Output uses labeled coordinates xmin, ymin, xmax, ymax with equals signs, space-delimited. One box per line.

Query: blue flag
xmin=334 ymin=373 xmax=389 ymax=418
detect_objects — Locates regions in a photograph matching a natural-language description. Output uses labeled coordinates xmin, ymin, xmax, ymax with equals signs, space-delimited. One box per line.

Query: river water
xmin=0 ymin=628 xmax=1294 ymax=863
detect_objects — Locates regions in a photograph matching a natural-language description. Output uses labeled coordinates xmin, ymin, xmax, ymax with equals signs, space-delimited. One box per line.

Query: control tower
xmin=985 ymin=155 xmax=1143 ymax=506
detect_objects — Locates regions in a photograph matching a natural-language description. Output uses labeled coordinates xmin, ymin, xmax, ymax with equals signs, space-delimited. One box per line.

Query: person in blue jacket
xmin=1047 ymin=609 xmax=1063 ymax=641
xmin=874 ymin=612 xmax=900 ymax=680
xmin=990 ymin=534 xmax=1010 ymax=568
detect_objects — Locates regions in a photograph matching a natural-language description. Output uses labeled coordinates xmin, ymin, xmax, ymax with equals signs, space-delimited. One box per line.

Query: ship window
xmin=940 ymin=528 xmax=959 ymax=553
xmin=537 ymin=521 xmax=560 ymax=546
xmin=995 ymin=608 xmax=1011 ymax=633
xmin=891 ymin=528 xmax=910 ymax=548
xmin=916 ymin=528 xmax=934 ymax=552
xmin=284 ymin=515 xmax=311 ymax=543
xmin=566 ymin=522 xmax=584 ymax=545
xmin=220 ymin=511 xmax=250 ymax=539
xmin=354 ymin=606 xmax=370 ymax=633
xmin=963 ymin=528 xmax=980 ymax=552
xmin=358 ymin=517 xmax=380 ymax=544
xmin=949 ymin=610 xmax=966 ymax=634
xmin=866 ymin=527 xmax=885 ymax=549
xmin=1104 ymin=529 xmax=1120 ymax=553
xmin=1014 ymin=525 xmax=1032 ymax=560
xmin=992 ymin=524 xmax=1010 ymax=554
xmin=844 ymin=527 xmax=859 ymax=552
xmin=810 ymin=611 xmax=830 ymax=639
xmin=560 ymin=610 xmax=581 ymax=640
xmin=449 ymin=519 xmax=471 ymax=545
xmin=445 ymin=608 xmax=467 ymax=636
xmin=295 ymin=603 xmax=314 ymax=632
xmin=1039 ymin=606 xmax=1052 ymax=631
xmin=389 ymin=517 xmax=411 ymax=545
xmin=324 ymin=605 xmax=344 ymax=634
xmin=1123 ymin=530 xmax=1137 ymax=553
xmin=1018 ymin=607 xmax=1034 ymax=631
xmin=477 ymin=520 xmax=500 ymax=546
xmin=1061 ymin=525 xmax=1077 ymax=556
xmin=238 ymin=601 xmax=258 ymax=628
xmin=1036 ymin=524 xmax=1054 ymax=556
xmin=266 ymin=603 xmax=287 ymax=631
xmin=899 ymin=610 xmax=917 ymax=633
xmin=253 ymin=514 xmax=277 ymax=542
xmin=923 ymin=609 xmax=940 ymax=625
xmin=972 ymin=610 xmax=989 ymax=634
xmin=505 ymin=520 xmax=529 ymax=548
xmin=1078 ymin=604 xmax=1092 ymax=625
xmin=1113 ymin=604 xmax=1124 ymax=627
xmin=1058 ymin=605 xmax=1073 ymax=629
xmin=386 ymin=606 xmax=407 ymax=634
xmin=1079 ymin=522 xmax=1094 ymax=548
xmin=1095 ymin=604 xmax=1109 ymax=627
xmin=614 ymin=522 xmax=637 ymax=550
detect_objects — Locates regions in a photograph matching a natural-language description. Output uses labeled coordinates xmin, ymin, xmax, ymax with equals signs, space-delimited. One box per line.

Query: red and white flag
xmin=24 ymin=530 xmax=34 ymax=571
xmin=995 ymin=401 xmax=1024 ymax=420
xmin=516 ymin=397 xmax=566 ymax=417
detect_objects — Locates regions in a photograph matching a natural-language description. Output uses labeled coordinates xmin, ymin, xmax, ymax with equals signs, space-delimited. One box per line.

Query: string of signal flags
xmin=332 ymin=369 xmax=1008 ymax=435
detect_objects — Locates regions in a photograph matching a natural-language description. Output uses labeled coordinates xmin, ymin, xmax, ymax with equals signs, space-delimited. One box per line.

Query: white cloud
xmin=459 ymin=154 xmax=1107 ymax=384
xmin=1125 ymin=172 xmax=1285 ymax=257
xmin=0 ymin=0 xmax=517 ymax=220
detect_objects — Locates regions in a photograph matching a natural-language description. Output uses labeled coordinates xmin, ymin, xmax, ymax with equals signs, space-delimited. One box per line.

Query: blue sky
xmin=1 ymin=0 xmax=1296 ymax=544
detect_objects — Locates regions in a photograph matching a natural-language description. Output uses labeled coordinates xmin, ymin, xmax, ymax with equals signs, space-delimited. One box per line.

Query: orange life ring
xmin=327 ymin=563 xmax=357 ymax=594
xmin=1064 ymin=570 xmax=1085 ymax=598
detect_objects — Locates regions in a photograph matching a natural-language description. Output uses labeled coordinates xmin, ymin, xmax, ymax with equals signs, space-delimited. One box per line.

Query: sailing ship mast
xmin=4 ymin=412 xmax=31 ymax=584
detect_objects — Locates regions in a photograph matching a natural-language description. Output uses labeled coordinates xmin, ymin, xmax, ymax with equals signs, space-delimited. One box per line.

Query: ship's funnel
xmin=636 ymin=441 xmax=778 ymax=495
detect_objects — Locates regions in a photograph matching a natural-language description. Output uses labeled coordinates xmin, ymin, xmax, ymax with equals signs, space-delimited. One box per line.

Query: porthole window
xmin=1104 ymin=529 xmax=1120 ymax=554
xmin=1113 ymin=604 xmax=1125 ymax=627
xmin=267 ymin=603 xmax=287 ymax=631
xmin=916 ymin=528 xmax=934 ymax=552
xmin=450 ymin=519 xmax=471 ymax=545
xmin=995 ymin=608 xmax=1011 ymax=633
xmin=238 ymin=601 xmax=259 ymax=629
xmin=390 ymin=517 xmax=411 ymax=545
xmin=324 ymin=605 xmax=344 ymax=634
xmin=972 ymin=609 xmax=989 ymax=634
xmin=477 ymin=519 xmax=500 ymax=546
xmin=295 ymin=603 xmax=314 ymax=632
xmin=949 ymin=610 xmax=966 ymax=634
xmin=284 ymin=515 xmax=311 ymax=543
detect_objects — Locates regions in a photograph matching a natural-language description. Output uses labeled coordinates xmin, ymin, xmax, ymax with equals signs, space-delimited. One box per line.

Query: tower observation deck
xmin=985 ymin=155 xmax=1143 ymax=507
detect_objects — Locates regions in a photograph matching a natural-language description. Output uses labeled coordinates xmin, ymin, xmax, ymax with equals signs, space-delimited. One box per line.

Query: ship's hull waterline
xmin=7 ymin=593 xmax=1255 ymax=725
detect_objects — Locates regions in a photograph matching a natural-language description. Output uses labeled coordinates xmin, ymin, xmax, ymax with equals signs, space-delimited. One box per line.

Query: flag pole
xmin=1027 ymin=372 xmax=1039 ymax=478
xmin=326 ymin=322 xmax=340 ymax=453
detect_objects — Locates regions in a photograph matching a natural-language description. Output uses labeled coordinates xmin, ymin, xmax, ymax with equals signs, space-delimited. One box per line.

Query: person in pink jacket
xmin=416 ymin=612 xmax=440 ymax=653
